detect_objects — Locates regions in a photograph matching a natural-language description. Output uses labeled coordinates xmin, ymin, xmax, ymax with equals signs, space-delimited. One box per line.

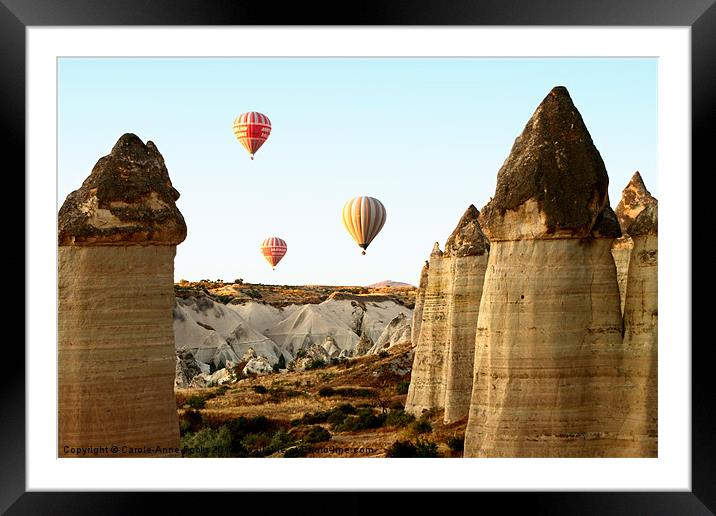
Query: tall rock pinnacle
xmin=406 ymin=205 xmax=491 ymax=420
xmin=410 ymin=260 xmax=430 ymax=347
xmin=465 ymin=87 xmax=627 ymax=457
xmin=442 ymin=206 xmax=490 ymax=423
xmin=478 ymin=86 xmax=609 ymax=241
xmin=612 ymin=172 xmax=657 ymax=313
xmin=58 ymin=134 xmax=186 ymax=457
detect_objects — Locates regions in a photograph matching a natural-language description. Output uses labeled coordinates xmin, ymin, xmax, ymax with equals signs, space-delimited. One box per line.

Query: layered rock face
xmin=58 ymin=134 xmax=186 ymax=457
xmin=410 ymin=261 xmax=429 ymax=346
xmin=612 ymin=172 xmax=658 ymax=313
xmin=405 ymin=243 xmax=451 ymax=415
xmin=442 ymin=206 xmax=490 ymax=423
xmin=465 ymin=87 xmax=629 ymax=457
xmin=621 ymin=203 xmax=658 ymax=456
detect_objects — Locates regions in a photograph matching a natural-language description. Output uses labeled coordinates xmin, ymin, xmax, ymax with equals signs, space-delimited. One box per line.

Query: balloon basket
xmin=362 ymin=250 xmax=366 ymax=255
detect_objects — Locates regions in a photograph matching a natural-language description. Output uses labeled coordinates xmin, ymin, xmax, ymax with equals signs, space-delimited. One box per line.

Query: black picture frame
xmin=6 ymin=1 xmax=711 ymax=514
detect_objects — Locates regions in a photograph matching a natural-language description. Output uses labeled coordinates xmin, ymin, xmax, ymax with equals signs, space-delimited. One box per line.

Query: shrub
xmin=304 ymin=426 xmax=332 ymax=443
xmin=181 ymin=426 xmax=232 ymax=457
xmin=299 ymin=411 xmax=329 ymax=425
xmin=336 ymin=403 xmax=357 ymax=414
xmin=178 ymin=409 xmax=204 ymax=435
xmin=245 ymin=289 xmax=263 ymax=299
xmin=319 ymin=387 xmax=375 ymax=398
xmin=241 ymin=432 xmax=272 ymax=456
xmin=327 ymin=410 xmax=348 ymax=428
xmin=295 ymin=349 xmax=308 ymax=359
xmin=253 ymin=385 xmax=268 ymax=394
xmin=269 ymin=430 xmax=295 ymax=454
xmin=318 ymin=386 xmax=336 ymax=397
xmin=396 ymin=381 xmax=410 ymax=395
xmin=272 ymin=354 xmax=287 ymax=372
xmin=447 ymin=435 xmax=465 ymax=454
xmin=385 ymin=440 xmax=417 ymax=458
xmin=412 ymin=419 xmax=432 ymax=434
xmin=186 ymin=395 xmax=206 ymax=409
xmin=378 ymin=350 xmax=389 ymax=358
xmin=306 ymin=359 xmax=326 ymax=370
xmin=215 ymin=385 xmax=229 ymax=396
xmin=415 ymin=438 xmax=440 ymax=458
xmin=335 ymin=408 xmax=387 ymax=432
xmin=385 ymin=409 xmax=415 ymax=428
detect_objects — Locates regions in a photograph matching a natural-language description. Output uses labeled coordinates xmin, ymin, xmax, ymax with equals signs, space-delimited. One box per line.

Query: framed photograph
xmin=9 ymin=0 xmax=711 ymax=513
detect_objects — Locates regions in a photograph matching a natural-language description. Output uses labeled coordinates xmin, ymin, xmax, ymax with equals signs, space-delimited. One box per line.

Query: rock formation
xmin=410 ymin=261 xmax=429 ymax=346
xmin=621 ymin=202 xmax=658 ymax=456
xmin=367 ymin=312 xmax=412 ymax=354
xmin=405 ymin=242 xmax=451 ymax=416
xmin=58 ymin=133 xmax=186 ymax=457
xmin=442 ymin=205 xmax=490 ymax=423
xmin=612 ymin=172 xmax=658 ymax=313
xmin=464 ymin=87 xmax=629 ymax=457
xmin=173 ymin=294 xmax=288 ymax=369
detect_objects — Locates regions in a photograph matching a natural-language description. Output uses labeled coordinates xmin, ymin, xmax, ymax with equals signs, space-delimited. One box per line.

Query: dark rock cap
xmin=58 ymin=134 xmax=187 ymax=246
xmin=479 ymin=86 xmax=609 ymax=241
xmin=627 ymin=202 xmax=658 ymax=236
xmin=590 ymin=205 xmax=622 ymax=238
xmin=444 ymin=205 xmax=490 ymax=257
xmin=430 ymin=242 xmax=443 ymax=257
xmin=615 ymin=171 xmax=657 ymax=234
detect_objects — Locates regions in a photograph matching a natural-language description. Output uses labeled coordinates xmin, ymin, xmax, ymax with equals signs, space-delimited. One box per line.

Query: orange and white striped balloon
xmin=233 ymin=112 xmax=271 ymax=160
xmin=260 ymin=236 xmax=287 ymax=269
xmin=342 ymin=196 xmax=387 ymax=255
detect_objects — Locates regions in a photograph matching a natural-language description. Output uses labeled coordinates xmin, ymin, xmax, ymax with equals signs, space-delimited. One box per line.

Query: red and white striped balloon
xmin=260 ymin=236 xmax=287 ymax=269
xmin=233 ymin=112 xmax=271 ymax=160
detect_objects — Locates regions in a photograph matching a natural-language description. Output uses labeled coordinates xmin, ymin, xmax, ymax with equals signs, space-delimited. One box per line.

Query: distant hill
xmin=366 ymin=280 xmax=415 ymax=288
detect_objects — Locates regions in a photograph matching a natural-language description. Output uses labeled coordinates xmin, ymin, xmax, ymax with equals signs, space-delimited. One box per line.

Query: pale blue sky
xmin=58 ymin=58 xmax=657 ymax=286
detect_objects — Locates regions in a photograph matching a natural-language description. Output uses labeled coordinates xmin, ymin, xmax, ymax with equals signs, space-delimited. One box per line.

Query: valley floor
xmin=175 ymin=342 xmax=467 ymax=458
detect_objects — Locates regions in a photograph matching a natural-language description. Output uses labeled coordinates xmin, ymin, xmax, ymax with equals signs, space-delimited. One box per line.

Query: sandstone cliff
xmin=410 ymin=261 xmax=429 ymax=347
xmin=621 ymin=202 xmax=658 ymax=456
xmin=465 ymin=87 xmax=629 ymax=457
xmin=405 ymin=243 xmax=451 ymax=415
xmin=612 ymin=172 xmax=658 ymax=313
xmin=58 ymin=133 xmax=185 ymax=457
xmin=442 ymin=205 xmax=490 ymax=424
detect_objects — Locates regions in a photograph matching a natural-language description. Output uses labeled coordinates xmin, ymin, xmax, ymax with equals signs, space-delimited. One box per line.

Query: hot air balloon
xmin=342 ymin=196 xmax=387 ymax=255
xmin=233 ymin=112 xmax=271 ymax=160
xmin=260 ymin=236 xmax=287 ymax=270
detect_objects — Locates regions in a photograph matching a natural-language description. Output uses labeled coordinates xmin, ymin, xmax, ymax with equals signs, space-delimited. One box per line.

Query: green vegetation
xmin=186 ymin=395 xmax=207 ymax=409
xmin=305 ymin=358 xmax=326 ymax=370
xmin=180 ymin=426 xmax=232 ymax=457
xmin=304 ymin=426 xmax=332 ymax=443
xmin=253 ymin=385 xmax=268 ymax=394
xmin=272 ymin=354 xmax=287 ymax=372
xmin=317 ymin=387 xmax=376 ymax=398
xmin=412 ymin=418 xmax=433 ymax=434
xmin=396 ymin=381 xmax=410 ymax=395
xmin=385 ymin=437 xmax=440 ymax=458
xmin=384 ymin=409 xmax=415 ymax=428
xmin=447 ymin=435 xmax=465 ymax=454
xmin=244 ymin=288 xmax=263 ymax=299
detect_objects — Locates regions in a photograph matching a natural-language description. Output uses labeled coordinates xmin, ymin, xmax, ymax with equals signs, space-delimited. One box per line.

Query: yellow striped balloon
xmin=342 ymin=196 xmax=387 ymax=255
